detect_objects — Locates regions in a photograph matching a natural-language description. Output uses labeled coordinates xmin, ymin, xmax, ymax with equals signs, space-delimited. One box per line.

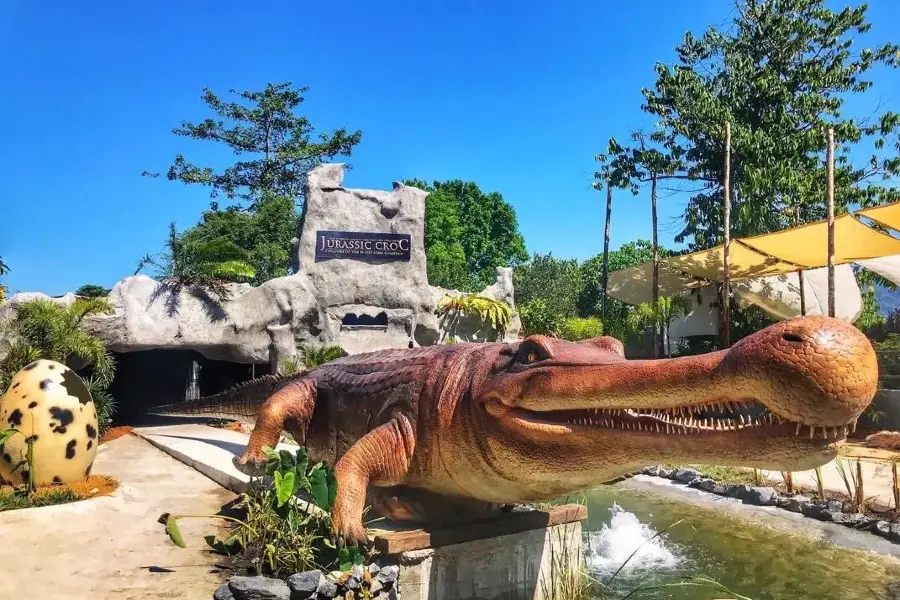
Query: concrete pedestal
xmin=374 ymin=504 xmax=587 ymax=600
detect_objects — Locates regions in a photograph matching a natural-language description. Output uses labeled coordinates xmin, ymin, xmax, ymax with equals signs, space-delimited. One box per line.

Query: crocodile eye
xmin=526 ymin=351 xmax=538 ymax=363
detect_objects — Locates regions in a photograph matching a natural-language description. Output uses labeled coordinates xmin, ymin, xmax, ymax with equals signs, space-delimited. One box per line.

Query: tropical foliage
xmin=405 ymin=179 xmax=529 ymax=291
xmin=74 ymin=284 xmax=110 ymax=298
xmin=162 ymin=446 xmax=366 ymax=576
xmin=437 ymin=293 xmax=512 ymax=334
xmin=626 ymin=296 xmax=693 ymax=357
xmin=280 ymin=345 xmax=349 ymax=375
xmin=0 ymin=298 xmax=117 ymax=431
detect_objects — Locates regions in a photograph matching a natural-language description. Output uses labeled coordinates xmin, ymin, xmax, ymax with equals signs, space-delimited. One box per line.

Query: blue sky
xmin=2 ymin=0 xmax=898 ymax=295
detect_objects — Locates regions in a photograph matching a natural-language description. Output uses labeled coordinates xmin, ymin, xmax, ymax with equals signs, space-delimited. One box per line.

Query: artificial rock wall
xmin=1 ymin=164 xmax=520 ymax=370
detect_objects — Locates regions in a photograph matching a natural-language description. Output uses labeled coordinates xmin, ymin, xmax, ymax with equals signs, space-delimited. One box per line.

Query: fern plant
xmin=437 ymin=293 xmax=512 ymax=334
xmin=0 ymin=298 xmax=117 ymax=431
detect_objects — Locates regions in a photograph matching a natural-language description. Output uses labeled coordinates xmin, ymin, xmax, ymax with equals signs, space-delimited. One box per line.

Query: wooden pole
xmin=826 ymin=128 xmax=836 ymax=319
xmin=798 ymin=270 xmax=807 ymax=315
xmin=601 ymin=181 xmax=612 ymax=324
xmin=722 ymin=122 xmax=732 ymax=348
xmin=651 ymin=172 xmax=661 ymax=358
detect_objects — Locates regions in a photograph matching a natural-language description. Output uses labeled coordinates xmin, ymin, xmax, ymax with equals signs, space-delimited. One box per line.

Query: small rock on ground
xmin=286 ymin=571 xmax=320 ymax=597
xmin=214 ymin=584 xmax=235 ymax=600
xmin=228 ymin=576 xmax=291 ymax=600
xmin=674 ymin=468 xmax=701 ymax=484
xmin=741 ymin=486 xmax=777 ymax=506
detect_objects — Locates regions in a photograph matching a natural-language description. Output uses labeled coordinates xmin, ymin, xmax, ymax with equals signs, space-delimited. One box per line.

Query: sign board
xmin=315 ymin=231 xmax=411 ymax=262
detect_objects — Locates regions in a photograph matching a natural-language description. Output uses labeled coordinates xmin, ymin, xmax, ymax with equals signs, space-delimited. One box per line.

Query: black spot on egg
xmin=2 ymin=453 xmax=11 ymax=463
xmin=12 ymin=382 xmax=19 ymax=390
xmin=52 ymin=476 xmax=62 ymax=483
xmin=65 ymin=439 xmax=77 ymax=459
xmin=39 ymin=378 xmax=53 ymax=391
xmin=61 ymin=369 xmax=92 ymax=405
xmin=85 ymin=465 xmax=92 ymax=477
xmin=86 ymin=424 xmax=97 ymax=439
xmin=48 ymin=364 xmax=55 ymax=370
xmin=23 ymin=361 xmax=39 ymax=371
xmin=87 ymin=440 xmax=93 ymax=450
xmin=7 ymin=409 xmax=22 ymax=427
xmin=49 ymin=407 xmax=74 ymax=434
xmin=28 ymin=401 xmax=37 ymax=409
xmin=25 ymin=435 xmax=38 ymax=443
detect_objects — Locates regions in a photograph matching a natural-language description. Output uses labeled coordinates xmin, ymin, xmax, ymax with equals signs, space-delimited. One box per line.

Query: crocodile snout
xmin=722 ymin=315 xmax=878 ymax=427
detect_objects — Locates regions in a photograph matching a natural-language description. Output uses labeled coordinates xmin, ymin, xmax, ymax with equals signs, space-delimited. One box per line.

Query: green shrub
xmin=557 ymin=317 xmax=603 ymax=341
xmin=518 ymin=299 xmax=564 ymax=336
xmin=162 ymin=446 xmax=366 ymax=576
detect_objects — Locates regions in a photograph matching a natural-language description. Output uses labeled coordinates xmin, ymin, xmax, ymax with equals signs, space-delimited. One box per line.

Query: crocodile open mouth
xmin=487 ymin=399 xmax=858 ymax=440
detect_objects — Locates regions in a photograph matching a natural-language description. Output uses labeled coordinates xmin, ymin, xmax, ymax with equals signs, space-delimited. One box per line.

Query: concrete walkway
xmin=133 ymin=424 xmax=299 ymax=494
xmin=763 ymin=458 xmax=897 ymax=507
xmin=0 ymin=433 xmax=235 ymax=600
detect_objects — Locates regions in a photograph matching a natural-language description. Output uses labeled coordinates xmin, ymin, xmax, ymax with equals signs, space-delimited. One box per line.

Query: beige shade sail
xmin=607 ymin=262 xmax=705 ymax=305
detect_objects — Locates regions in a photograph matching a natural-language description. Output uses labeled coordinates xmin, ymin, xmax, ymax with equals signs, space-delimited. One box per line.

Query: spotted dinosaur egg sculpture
xmin=0 ymin=359 xmax=99 ymax=486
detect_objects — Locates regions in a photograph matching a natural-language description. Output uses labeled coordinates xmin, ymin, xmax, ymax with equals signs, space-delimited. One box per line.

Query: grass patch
xmin=663 ymin=464 xmax=771 ymax=486
xmin=0 ymin=475 xmax=118 ymax=512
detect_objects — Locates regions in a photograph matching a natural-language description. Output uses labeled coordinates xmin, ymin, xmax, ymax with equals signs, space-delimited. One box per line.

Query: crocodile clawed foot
xmin=232 ymin=452 xmax=268 ymax=476
xmin=332 ymin=515 xmax=371 ymax=551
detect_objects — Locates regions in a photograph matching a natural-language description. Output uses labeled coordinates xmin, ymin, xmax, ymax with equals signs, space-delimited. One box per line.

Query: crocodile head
xmin=448 ymin=316 xmax=878 ymax=502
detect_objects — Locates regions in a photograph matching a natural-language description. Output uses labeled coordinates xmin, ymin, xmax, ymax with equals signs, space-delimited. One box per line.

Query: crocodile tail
xmin=147 ymin=373 xmax=295 ymax=422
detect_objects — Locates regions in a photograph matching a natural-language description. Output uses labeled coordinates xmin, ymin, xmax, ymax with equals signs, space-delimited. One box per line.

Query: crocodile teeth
xmin=851 ymin=419 xmax=857 ymax=433
xmin=795 ymin=422 xmax=801 ymax=435
xmin=809 ymin=425 xmax=815 ymax=439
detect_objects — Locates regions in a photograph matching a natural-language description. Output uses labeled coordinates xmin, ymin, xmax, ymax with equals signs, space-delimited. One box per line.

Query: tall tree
xmin=405 ymin=180 xmax=528 ymax=291
xmin=600 ymin=0 xmax=900 ymax=250
xmin=144 ymin=83 xmax=363 ymax=283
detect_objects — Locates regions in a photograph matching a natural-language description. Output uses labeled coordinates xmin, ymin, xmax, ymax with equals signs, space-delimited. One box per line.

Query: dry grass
xmin=0 ymin=475 xmax=118 ymax=511
xmin=99 ymin=426 xmax=133 ymax=444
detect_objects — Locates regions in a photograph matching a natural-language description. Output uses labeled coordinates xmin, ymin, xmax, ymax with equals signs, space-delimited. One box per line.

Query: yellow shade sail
xmin=739 ymin=213 xmax=900 ymax=268
xmin=857 ymin=202 xmax=900 ymax=232
xmin=665 ymin=242 xmax=798 ymax=280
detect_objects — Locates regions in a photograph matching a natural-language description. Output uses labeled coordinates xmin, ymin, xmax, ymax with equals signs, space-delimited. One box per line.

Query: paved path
xmin=0 ymin=433 xmax=235 ymax=600
xmin=763 ymin=458 xmax=897 ymax=507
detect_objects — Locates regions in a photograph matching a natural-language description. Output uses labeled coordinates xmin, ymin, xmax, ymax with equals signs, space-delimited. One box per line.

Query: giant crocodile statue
xmin=150 ymin=315 xmax=878 ymax=545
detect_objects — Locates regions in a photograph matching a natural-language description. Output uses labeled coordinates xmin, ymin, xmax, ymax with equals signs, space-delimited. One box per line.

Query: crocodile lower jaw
xmin=487 ymin=399 xmax=857 ymax=441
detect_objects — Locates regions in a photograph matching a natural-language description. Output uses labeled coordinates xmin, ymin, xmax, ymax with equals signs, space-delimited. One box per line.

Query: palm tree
xmin=0 ymin=298 xmax=117 ymax=431
xmin=140 ymin=223 xmax=258 ymax=318
xmin=626 ymin=295 xmax=692 ymax=358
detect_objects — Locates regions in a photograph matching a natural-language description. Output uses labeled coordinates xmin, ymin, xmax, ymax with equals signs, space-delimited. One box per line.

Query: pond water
xmin=581 ymin=483 xmax=900 ymax=600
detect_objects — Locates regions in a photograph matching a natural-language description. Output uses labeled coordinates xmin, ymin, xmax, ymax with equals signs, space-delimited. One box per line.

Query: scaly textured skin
xmin=149 ymin=315 xmax=878 ymax=546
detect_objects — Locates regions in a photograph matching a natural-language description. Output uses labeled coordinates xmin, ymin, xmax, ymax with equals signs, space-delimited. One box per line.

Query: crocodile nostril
xmin=782 ymin=332 xmax=804 ymax=343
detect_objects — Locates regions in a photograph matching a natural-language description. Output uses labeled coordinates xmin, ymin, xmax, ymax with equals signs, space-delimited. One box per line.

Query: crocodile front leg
xmin=332 ymin=415 xmax=416 ymax=546
xmin=233 ymin=379 xmax=316 ymax=475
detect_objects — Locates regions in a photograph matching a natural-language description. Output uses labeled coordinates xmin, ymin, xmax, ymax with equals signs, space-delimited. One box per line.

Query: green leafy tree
xmin=581 ymin=240 xmax=669 ymax=339
xmin=144 ymin=83 xmax=363 ymax=283
xmin=514 ymin=254 xmax=583 ymax=321
xmin=0 ymin=298 xmax=117 ymax=431
xmin=75 ymin=284 xmax=110 ymax=298
xmin=598 ymin=0 xmax=900 ymax=250
xmin=405 ymin=180 xmax=528 ymax=291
